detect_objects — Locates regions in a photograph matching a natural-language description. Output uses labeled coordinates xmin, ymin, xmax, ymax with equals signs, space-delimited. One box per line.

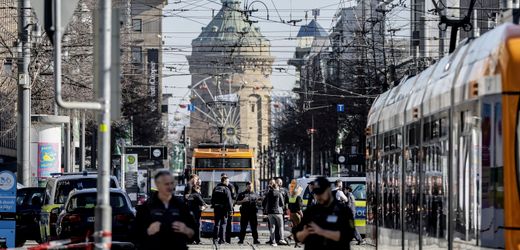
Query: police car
xmin=38 ymin=172 xmax=120 ymax=242
xmin=293 ymin=176 xmax=367 ymax=235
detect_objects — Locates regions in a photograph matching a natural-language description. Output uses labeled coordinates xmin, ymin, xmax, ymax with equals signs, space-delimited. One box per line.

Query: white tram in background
xmin=366 ymin=23 xmax=520 ymax=249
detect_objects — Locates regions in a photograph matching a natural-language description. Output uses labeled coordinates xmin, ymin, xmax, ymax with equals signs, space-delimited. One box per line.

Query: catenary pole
xmin=17 ymin=0 xmax=31 ymax=186
xmin=93 ymin=0 xmax=112 ymax=248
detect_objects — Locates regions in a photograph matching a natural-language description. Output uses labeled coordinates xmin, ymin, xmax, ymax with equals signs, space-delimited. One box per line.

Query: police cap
xmin=312 ymin=176 xmax=331 ymax=195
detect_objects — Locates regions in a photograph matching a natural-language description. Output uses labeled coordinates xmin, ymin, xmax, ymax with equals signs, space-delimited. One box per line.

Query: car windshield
xmin=16 ymin=189 xmax=29 ymax=206
xmin=55 ymin=178 xmax=117 ymax=204
xmin=66 ymin=192 xmax=127 ymax=212
xmin=349 ymin=182 xmax=366 ymax=200
xmin=17 ymin=188 xmax=44 ymax=207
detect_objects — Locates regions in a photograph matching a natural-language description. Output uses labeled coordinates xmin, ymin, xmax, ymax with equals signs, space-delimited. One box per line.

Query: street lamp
xmin=303 ymin=104 xmax=333 ymax=176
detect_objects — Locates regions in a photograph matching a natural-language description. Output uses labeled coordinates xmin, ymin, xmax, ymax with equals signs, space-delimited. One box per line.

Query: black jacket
xmin=237 ymin=190 xmax=259 ymax=213
xmin=187 ymin=192 xmax=206 ymax=217
xmin=288 ymin=195 xmax=303 ymax=213
xmin=211 ymin=183 xmax=233 ymax=212
xmin=262 ymin=188 xmax=284 ymax=214
xmin=292 ymin=199 xmax=355 ymax=250
xmin=133 ymin=193 xmax=196 ymax=250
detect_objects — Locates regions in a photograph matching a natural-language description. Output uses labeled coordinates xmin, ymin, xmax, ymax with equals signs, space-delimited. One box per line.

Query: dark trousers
xmin=193 ymin=212 xmax=201 ymax=243
xmin=213 ymin=209 xmax=228 ymax=242
xmin=239 ymin=211 xmax=258 ymax=241
xmin=225 ymin=214 xmax=232 ymax=242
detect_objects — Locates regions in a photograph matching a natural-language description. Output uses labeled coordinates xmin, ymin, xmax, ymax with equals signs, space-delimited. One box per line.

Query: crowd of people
xmin=132 ymin=170 xmax=363 ymax=249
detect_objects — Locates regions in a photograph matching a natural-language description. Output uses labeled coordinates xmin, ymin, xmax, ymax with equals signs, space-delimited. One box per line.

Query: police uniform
xmin=187 ymin=190 xmax=206 ymax=244
xmin=288 ymin=194 xmax=303 ymax=226
xmin=225 ymin=183 xmax=236 ymax=243
xmin=292 ymin=177 xmax=355 ymax=250
xmin=211 ymin=183 xmax=233 ymax=243
xmin=236 ymin=189 xmax=259 ymax=242
xmin=134 ymin=192 xmax=196 ymax=250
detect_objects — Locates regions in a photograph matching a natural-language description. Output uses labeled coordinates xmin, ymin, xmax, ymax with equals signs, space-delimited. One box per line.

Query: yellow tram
xmin=366 ymin=23 xmax=520 ymax=249
xmin=192 ymin=144 xmax=256 ymax=235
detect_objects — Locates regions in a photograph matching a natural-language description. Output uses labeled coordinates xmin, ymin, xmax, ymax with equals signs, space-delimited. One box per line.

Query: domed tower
xmin=187 ymin=0 xmax=273 ymax=154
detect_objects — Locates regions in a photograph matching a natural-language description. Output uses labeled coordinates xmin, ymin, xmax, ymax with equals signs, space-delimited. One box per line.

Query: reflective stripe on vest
xmin=288 ymin=196 xmax=297 ymax=203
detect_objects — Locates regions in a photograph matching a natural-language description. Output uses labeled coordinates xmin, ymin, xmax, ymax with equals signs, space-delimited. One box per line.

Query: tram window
xmin=195 ymin=158 xmax=252 ymax=168
xmin=422 ymin=143 xmax=447 ymax=241
xmin=408 ymin=127 xmax=416 ymax=145
xmin=424 ymin=122 xmax=431 ymax=141
xmin=440 ymin=118 xmax=448 ymax=137
xmin=432 ymin=120 xmax=439 ymax=138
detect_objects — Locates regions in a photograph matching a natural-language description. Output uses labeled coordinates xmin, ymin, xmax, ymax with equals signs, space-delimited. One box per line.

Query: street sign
xmin=0 ymin=171 xmax=16 ymax=248
xmin=187 ymin=104 xmax=195 ymax=112
xmin=151 ymin=146 xmax=167 ymax=160
xmin=346 ymin=154 xmax=364 ymax=165
xmin=125 ymin=154 xmax=138 ymax=172
xmin=125 ymin=146 xmax=151 ymax=160
xmin=337 ymin=104 xmax=345 ymax=112
xmin=338 ymin=155 xmax=346 ymax=164
xmin=125 ymin=146 xmax=167 ymax=160
xmin=31 ymin=0 xmax=80 ymax=45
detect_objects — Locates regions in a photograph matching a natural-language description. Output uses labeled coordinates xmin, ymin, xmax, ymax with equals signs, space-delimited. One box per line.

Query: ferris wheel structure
xmin=187 ymin=74 xmax=243 ymax=145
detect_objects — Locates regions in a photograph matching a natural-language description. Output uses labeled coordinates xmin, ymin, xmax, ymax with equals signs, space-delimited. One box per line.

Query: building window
xmin=251 ymin=104 xmax=255 ymax=113
xmin=132 ymin=19 xmax=142 ymax=32
xmin=131 ymin=46 xmax=142 ymax=64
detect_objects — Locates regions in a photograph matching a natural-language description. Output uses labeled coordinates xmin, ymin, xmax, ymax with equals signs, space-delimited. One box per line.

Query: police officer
xmin=187 ymin=185 xmax=207 ymax=244
xmin=134 ymin=170 xmax=196 ymax=250
xmin=221 ymin=173 xmax=236 ymax=243
xmin=292 ymin=177 xmax=355 ymax=250
xmin=236 ymin=182 xmax=260 ymax=244
xmin=211 ymin=176 xmax=233 ymax=244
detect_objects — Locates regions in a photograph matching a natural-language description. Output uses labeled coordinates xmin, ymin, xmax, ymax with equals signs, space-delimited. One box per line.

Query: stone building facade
xmin=187 ymin=0 xmax=273 ymax=158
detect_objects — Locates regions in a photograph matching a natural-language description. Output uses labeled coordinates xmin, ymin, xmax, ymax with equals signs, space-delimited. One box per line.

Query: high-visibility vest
xmin=289 ymin=196 xmax=297 ymax=204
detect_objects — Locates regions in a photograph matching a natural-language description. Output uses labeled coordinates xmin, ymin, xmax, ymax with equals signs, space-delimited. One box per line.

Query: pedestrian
xmin=303 ymin=181 xmax=316 ymax=210
xmin=292 ymin=176 xmax=355 ymax=250
xmin=275 ymin=178 xmax=289 ymax=245
xmin=332 ymin=179 xmax=349 ymax=204
xmin=211 ymin=176 xmax=233 ymax=244
xmin=345 ymin=186 xmax=365 ymax=245
xmin=184 ymin=174 xmax=199 ymax=200
xmin=221 ymin=173 xmax=236 ymax=243
xmin=187 ymin=184 xmax=207 ymax=244
xmin=236 ymin=181 xmax=260 ymax=244
xmin=288 ymin=186 xmax=303 ymax=248
xmin=262 ymin=179 xmax=288 ymax=246
xmin=133 ymin=170 xmax=195 ymax=250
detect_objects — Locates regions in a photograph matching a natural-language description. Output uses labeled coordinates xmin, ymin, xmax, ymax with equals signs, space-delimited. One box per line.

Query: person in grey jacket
xmin=262 ymin=179 xmax=288 ymax=246
xmin=344 ymin=186 xmax=365 ymax=245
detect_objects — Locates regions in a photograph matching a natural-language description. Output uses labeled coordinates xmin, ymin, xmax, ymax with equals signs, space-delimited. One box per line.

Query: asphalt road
xmin=20 ymin=232 xmax=373 ymax=250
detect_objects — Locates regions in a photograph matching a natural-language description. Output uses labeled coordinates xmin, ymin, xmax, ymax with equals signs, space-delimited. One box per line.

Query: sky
xmin=161 ymin=0 xmax=414 ymax=139
xmin=162 ymin=0 xmax=352 ymax=137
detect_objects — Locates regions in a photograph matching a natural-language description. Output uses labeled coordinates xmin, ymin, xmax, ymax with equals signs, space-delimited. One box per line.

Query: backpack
xmin=212 ymin=185 xmax=229 ymax=208
xmin=332 ymin=189 xmax=346 ymax=205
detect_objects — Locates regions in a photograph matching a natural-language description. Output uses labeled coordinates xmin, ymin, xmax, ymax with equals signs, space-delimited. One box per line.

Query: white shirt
xmin=334 ymin=188 xmax=349 ymax=203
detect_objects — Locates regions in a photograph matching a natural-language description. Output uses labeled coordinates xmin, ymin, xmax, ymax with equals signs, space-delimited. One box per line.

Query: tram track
xmin=210 ymin=241 xmax=259 ymax=250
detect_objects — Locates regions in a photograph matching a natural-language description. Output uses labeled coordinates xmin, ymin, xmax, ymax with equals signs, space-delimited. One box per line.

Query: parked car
xmin=56 ymin=188 xmax=135 ymax=242
xmin=16 ymin=187 xmax=45 ymax=247
xmin=39 ymin=172 xmax=120 ymax=242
